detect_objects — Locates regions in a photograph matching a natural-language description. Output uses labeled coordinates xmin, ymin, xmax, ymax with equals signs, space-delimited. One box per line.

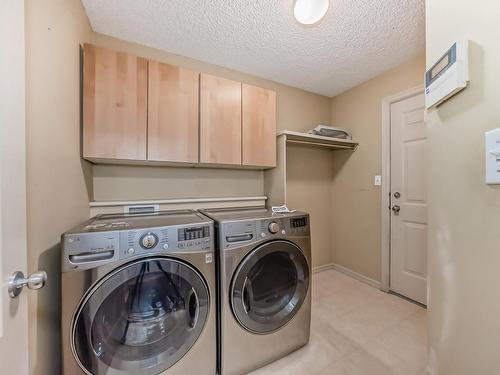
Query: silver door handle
xmin=8 ymin=271 xmax=47 ymax=298
xmin=392 ymin=205 xmax=401 ymax=213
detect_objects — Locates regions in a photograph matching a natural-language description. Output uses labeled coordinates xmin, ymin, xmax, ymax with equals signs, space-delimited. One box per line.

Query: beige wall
xmin=287 ymin=146 xmax=337 ymax=267
xmin=93 ymin=166 xmax=264 ymax=201
xmin=25 ymin=0 xmax=92 ymax=374
xmin=329 ymin=54 xmax=425 ymax=281
xmin=426 ymin=2 xmax=500 ymax=374
xmin=89 ymin=33 xmax=331 ymax=202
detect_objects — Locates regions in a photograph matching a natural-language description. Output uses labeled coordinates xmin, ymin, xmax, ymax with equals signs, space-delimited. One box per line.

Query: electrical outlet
xmin=485 ymin=128 xmax=500 ymax=184
xmin=374 ymin=175 xmax=382 ymax=186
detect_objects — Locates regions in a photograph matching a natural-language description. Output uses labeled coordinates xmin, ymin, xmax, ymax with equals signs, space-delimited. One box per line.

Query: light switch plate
xmin=374 ymin=175 xmax=382 ymax=186
xmin=485 ymin=128 xmax=500 ymax=184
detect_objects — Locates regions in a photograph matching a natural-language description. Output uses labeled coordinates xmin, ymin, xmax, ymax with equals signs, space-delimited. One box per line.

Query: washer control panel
xmin=62 ymin=222 xmax=214 ymax=271
xmin=121 ymin=224 xmax=212 ymax=259
xmin=61 ymin=210 xmax=215 ymax=272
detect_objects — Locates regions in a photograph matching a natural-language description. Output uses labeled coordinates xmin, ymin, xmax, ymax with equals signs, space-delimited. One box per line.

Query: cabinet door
xmin=200 ymin=73 xmax=241 ymax=165
xmin=83 ymin=44 xmax=147 ymax=161
xmin=148 ymin=61 xmax=199 ymax=163
xmin=242 ymin=84 xmax=277 ymax=167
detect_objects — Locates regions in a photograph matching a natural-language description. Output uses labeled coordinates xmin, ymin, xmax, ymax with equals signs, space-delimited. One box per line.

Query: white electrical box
xmin=425 ymin=41 xmax=469 ymax=109
xmin=485 ymin=128 xmax=500 ymax=184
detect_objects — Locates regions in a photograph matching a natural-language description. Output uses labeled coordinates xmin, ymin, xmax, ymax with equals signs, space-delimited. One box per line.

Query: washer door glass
xmin=231 ymin=240 xmax=309 ymax=334
xmin=72 ymin=257 xmax=209 ymax=375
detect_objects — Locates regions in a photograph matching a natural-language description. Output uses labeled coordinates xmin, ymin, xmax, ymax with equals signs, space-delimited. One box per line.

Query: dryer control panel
xmin=220 ymin=213 xmax=310 ymax=250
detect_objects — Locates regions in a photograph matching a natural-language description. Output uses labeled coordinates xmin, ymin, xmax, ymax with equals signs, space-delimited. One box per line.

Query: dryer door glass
xmin=231 ymin=240 xmax=309 ymax=333
xmin=72 ymin=257 xmax=209 ymax=375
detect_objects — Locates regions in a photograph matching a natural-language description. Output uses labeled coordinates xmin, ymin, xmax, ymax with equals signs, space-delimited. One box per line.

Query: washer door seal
xmin=230 ymin=240 xmax=309 ymax=334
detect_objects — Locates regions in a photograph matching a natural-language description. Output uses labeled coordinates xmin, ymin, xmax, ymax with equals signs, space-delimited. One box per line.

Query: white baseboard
xmin=313 ymin=262 xmax=381 ymax=290
xmin=312 ymin=263 xmax=335 ymax=274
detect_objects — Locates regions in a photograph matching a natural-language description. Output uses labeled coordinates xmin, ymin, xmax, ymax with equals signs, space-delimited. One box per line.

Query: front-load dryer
xmin=61 ymin=210 xmax=216 ymax=375
xmin=199 ymin=208 xmax=311 ymax=375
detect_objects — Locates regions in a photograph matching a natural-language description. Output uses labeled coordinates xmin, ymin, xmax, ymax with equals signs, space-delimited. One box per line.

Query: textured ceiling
xmin=81 ymin=0 xmax=425 ymax=97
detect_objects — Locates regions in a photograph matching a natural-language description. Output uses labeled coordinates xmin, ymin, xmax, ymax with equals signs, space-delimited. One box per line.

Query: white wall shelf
xmin=89 ymin=196 xmax=267 ymax=216
xmin=264 ymin=131 xmax=359 ymax=206
xmin=277 ymin=130 xmax=359 ymax=151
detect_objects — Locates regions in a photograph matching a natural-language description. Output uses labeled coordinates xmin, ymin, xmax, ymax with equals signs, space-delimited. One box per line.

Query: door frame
xmin=380 ymin=85 xmax=424 ymax=292
xmin=0 ymin=0 xmax=29 ymax=373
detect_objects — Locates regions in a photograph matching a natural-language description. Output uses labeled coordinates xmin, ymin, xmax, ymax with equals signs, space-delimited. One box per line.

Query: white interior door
xmin=0 ymin=1 xmax=30 ymax=373
xmin=389 ymin=93 xmax=427 ymax=305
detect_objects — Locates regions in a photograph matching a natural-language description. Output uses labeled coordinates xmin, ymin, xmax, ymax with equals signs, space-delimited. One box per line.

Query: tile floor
xmin=249 ymin=269 xmax=427 ymax=375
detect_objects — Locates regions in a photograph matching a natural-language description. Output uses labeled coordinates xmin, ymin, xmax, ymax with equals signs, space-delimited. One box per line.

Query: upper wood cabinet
xmin=242 ymin=84 xmax=277 ymax=167
xmin=82 ymin=45 xmax=277 ymax=169
xmin=199 ymin=73 xmax=242 ymax=165
xmin=148 ymin=61 xmax=199 ymax=163
xmin=83 ymin=44 xmax=148 ymax=161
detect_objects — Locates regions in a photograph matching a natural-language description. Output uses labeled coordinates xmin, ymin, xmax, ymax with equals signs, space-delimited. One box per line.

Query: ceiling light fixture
xmin=294 ymin=0 xmax=329 ymax=25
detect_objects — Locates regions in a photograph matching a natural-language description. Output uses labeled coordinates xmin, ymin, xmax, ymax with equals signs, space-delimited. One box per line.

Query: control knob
xmin=268 ymin=222 xmax=280 ymax=234
xmin=140 ymin=233 xmax=158 ymax=249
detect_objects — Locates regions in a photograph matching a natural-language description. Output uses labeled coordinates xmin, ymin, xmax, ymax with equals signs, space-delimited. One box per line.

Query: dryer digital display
xmin=291 ymin=216 xmax=308 ymax=228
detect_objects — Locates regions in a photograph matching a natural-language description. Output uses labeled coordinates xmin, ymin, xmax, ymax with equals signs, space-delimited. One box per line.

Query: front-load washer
xmin=199 ymin=208 xmax=312 ymax=375
xmin=61 ymin=210 xmax=216 ymax=375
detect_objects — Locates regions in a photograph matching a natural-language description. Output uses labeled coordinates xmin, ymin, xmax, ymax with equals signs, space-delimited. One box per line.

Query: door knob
xmin=392 ymin=205 xmax=401 ymax=213
xmin=8 ymin=271 xmax=47 ymax=298
xmin=393 ymin=192 xmax=401 ymax=198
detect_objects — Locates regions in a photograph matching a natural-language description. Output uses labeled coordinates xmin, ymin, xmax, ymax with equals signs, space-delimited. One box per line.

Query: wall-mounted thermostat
xmin=425 ymin=41 xmax=469 ymax=109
